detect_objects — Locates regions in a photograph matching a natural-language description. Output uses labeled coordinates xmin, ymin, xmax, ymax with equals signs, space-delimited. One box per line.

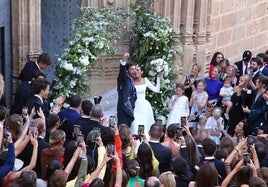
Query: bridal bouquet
xmin=149 ymin=58 xmax=169 ymax=77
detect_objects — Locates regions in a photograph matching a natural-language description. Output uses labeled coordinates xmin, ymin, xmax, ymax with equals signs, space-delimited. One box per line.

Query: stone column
xmin=27 ymin=0 xmax=42 ymax=60
xmin=193 ymin=0 xmax=211 ymax=77
xmin=11 ymin=0 xmax=42 ymax=91
xmin=180 ymin=0 xmax=195 ymax=78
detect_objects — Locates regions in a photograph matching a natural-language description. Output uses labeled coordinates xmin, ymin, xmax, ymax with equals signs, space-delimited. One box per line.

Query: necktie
xmin=244 ymin=63 xmax=248 ymax=75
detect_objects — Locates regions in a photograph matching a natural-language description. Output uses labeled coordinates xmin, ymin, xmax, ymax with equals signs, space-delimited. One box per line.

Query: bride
xmin=132 ymin=65 xmax=162 ymax=138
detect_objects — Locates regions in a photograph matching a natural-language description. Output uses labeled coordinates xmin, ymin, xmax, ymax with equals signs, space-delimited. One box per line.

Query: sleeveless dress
xmin=131 ymin=77 xmax=160 ymax=138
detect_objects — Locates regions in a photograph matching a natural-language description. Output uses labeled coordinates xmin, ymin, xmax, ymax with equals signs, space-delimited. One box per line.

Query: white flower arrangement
xmin=51 ymin=6 xmax=128 ymax=100
xmin=149 ymin=58 xmax=169 ymax=77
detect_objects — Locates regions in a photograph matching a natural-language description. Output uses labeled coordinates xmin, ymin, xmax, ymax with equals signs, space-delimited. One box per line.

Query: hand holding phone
xmin=181 ymin=116 xmax=187 ymax=127
xmin=22 ymin=107 xmax=28 ymax=119
xmin=29 ymin=124 xmax=37 ymax=136
xmin=243 ymin=153 xmax=250 ymax=165
xmin=109 ymin=116 xmax=116 ymax=128
xmin=107 ymin=143 xmax=115 ymax=157
xmin=73 ymin=125 xmax=81 ymax=137
xmin=138 ymin=125 xmax=145 ymax=135
xmin=77 ymin=134 xmax=84 ymax=146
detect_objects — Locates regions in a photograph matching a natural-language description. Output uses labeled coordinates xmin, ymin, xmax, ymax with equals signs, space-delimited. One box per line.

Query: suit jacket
xmin=11 ymin=81 xmax=33 ymax=114
xmin=234 ymin=60 xmax=244 ymax=78
xmin=261 ymin=67 xmax=268 ymax=76
xmin=117 ymin=62 xmax=137 ymax=126
xmin=17 ymin=137 xmax=51 ymax=178
xmin=76 ymin=118 xmax=114 ymax=145
xmin=58 ymin=108 xmax=81 ymax=143
xmin=199 ymin=157 xmax=226 ymax=184
xmin=247 ymin=90 xmax=268 ymax=135
xmin=252 ymin=70 xmax=262 ymax=84
xmin=25 ymin=95 xmax=50 ymax=118
xmin=19 ymin=61 xmax=39 ymax=81
xmin=149 ymin=141 xmax=172 ymax=174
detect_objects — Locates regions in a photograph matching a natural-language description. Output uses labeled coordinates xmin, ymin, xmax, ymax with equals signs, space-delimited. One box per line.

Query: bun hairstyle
xmin=212 ymin=107 xmax=222 ymax=118
xmin=127 ymin=159 xmax=140 ymax=177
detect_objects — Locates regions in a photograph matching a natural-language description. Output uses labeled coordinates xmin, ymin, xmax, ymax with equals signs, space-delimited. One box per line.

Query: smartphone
xmin=243 ymin=153 xmax=250 ymax=165
xmin=22 ymin=107 xmax=28 ymax=119
xmin=176 ymin=127 xmax=183 ymax=139
xmin=34 ymin=102 xmax=40 ymax=113
xmin=77 ymin=134 xmax=84 ymax=146
xmin=138 ymin=125 xmax=145 ymax=135
xmin=181 ymin=116 xmax=187 ymax=127
xmin=236 ymin=134 xmax=244 ymax=145
xmin=3 ymin=126 xmax=9 ymax=138
xmin=91 ymin=127 xmax=101 ymax=142
xmin=247 ymin=135 xmax=255 ymax=147
xmin=73 ymin=125 xmax=81 ymax=137
xmin=109 ymin=116 xmax=116 ymax=128
xmin=107 ymin=143 xmax=115 ymax=157
xmin=29 ymin=124 xmax=37 ymax=136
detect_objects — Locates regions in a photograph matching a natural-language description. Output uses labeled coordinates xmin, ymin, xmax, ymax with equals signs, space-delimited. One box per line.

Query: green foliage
xmin=51 ymin=6 xmax=128 ymax=99
xmin=129 ymin=1 xmax=180 ymax=117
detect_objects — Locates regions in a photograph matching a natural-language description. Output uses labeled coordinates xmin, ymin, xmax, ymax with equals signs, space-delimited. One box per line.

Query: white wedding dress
xmin=131 ymin=77 xmax=160 ymax=138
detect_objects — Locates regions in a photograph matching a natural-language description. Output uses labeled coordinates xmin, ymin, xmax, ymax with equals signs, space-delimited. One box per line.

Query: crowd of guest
xmin=1 ymin=50 xmax=268 ymax=187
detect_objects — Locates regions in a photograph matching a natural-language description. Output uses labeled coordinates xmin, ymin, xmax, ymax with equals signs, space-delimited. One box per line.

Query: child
xmin=167 ymin=83 xmax=189 ymax=126
xmin=196 ymin=115 xmax=208 ymax=143
xmin=219 ymin=76 xmax=234 ymax=120
xmin=204 ymin=107 xmax=224 ymax=145
xmin=189 ymin=79 xmax=208 ymax=135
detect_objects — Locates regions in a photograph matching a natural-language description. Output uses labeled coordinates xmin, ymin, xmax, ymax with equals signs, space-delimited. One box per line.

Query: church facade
xmin=3 ymin=0 xmax=268 ymax=101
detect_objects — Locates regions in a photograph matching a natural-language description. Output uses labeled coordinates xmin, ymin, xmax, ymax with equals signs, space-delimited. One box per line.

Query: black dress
xmin=228 ymin=90 xmax=252 ymax=135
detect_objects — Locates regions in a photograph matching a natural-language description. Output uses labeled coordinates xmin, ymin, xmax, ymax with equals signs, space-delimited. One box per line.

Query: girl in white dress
xmin=131 ymin=66 xmax=161 ymax=138
xmin=167 ymin=83 xmax=189 ymax=126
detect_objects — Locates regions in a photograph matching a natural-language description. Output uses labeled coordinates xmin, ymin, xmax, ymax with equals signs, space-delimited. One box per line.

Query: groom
xmin=117 ymin=53 xmax=137 ymax=127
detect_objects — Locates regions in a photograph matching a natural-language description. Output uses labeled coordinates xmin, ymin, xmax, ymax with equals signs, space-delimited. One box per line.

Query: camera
xmin=109 ymin=116 xmax=116 ymax=128
xmin=107 ymin=143 xmax=115 ymax=157
xmin=243 ymin=153 xmax=250 ymax=165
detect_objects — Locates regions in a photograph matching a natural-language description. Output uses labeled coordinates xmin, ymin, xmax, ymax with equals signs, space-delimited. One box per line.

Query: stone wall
xmin=11 ymin=0 xmax=268 ymax=98
xmin=209 ymin=0 xmax=268 ymax=64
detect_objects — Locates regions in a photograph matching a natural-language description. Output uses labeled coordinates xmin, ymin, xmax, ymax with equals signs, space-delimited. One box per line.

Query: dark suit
xmin=261 ymin=67 xmax=268 ymax=76
xmin=252 ymin=70 xmax=262 ymax=84
xmin=58 ymin=108 xmax=81 ymax=143
xmin=25 ymin=95 xmax=50 ymax=118
xmin=19 ymin=61 xmax=39 ymax=81
xmin=76 ymin=117 xmax=114 ymax=145
xmin=199 ymin=157 xmax=227 ymax=184
xmin=117 ymin=62 xmax=137 ymax=126
xmin=11 ymin=81 xmax=33 ymax=114
xmin=235 ymin=60 xmax=249 ymax=84
xmin=149 ymin=141 xmax=172 ymax=174
xmin=17 ymin=137 xmax=51 ymax=178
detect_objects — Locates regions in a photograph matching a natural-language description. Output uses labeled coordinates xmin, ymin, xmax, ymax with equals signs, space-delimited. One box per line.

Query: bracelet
xmin=234 ymin=148 xmax=239 ymax=153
